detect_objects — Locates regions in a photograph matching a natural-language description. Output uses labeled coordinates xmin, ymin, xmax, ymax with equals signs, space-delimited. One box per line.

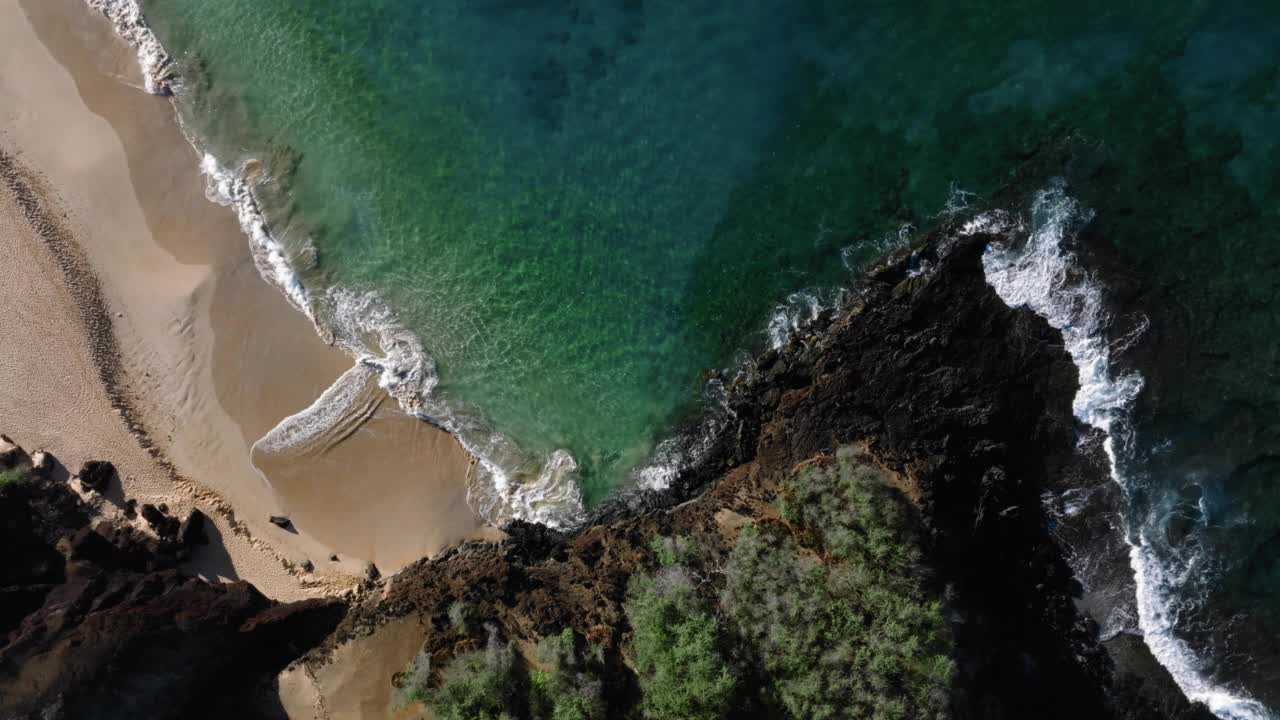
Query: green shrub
xmin=0 ymin=468 xmax=27 ymax=487
xmin=780 ymin=448 xmax=922 ymax=573
xmin=624 ymin=568 xmax=736 ymax=720
xmin=421 ymin=634 xmax=523 ymax=720
xmin=399 ymin=649 xmax=433 ymax=707
xmin=722 ymin=448 xmax=953 ymax=720
xmin=649 ymin=535 xmax=698 ymax=568
xmin=529 ymin=628 xmax=607 ymax=720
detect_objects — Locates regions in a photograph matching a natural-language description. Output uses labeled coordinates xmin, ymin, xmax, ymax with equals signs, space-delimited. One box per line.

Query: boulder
xmin=268 ymin=515 xmax=293 ymax=531
xmin=29 ymin=450 xmax=54 ymax=477
xmin=77 ymin=461 xmax=116 ymax=492
xmin=364 ymin=562 xmax=381 ymax=582
xmin=140 ymin=503 xmax=179 ymax=539
xmin=178 ymin=509 xmax=208 ymax=547
xmin=0 ymin=434 xmax=29 ymax=470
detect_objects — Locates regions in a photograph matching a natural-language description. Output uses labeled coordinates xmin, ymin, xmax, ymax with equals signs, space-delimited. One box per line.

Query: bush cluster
xmin=0 ymin=468 xmax=28 ymax=487
xmin=528 ymin=628 xmax=607 ymax=720
xmin=722 ymin=448 xmax=954 ymax=719
xmin=401 ymin=447 xmax=952 ymax=720
xmin=401 ymin=627 xmax=607 ymax=720
xmin=421 ymin=633 xmax=523 ymax=720
xmin=624 ymin=567 xmax=737 ymax=720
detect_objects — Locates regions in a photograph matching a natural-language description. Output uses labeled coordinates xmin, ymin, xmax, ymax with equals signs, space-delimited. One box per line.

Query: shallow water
xmin=134 ymin=0 xmax=1280 ymax=713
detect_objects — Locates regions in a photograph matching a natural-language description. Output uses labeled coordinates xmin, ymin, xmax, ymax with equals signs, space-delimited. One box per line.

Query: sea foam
xmin=977 ymin=182 xmax=1272 ymax=720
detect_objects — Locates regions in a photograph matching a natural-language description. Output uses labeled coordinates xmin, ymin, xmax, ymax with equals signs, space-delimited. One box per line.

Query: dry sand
xmin=0 ymin=0 xmax=482 ymax=599
xmin=278 ymin=616 xmax=429 ymax=720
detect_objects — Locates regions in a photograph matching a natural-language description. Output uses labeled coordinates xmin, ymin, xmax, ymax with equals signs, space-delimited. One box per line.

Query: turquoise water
xmin=142 ymin=0 xmax=1208 ymax=499
xmin=138 ymin=1 xmax=1280 ymax=711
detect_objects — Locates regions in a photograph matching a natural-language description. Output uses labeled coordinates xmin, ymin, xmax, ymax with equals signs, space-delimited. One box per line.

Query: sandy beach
xmin=0 ymin=0 xmax=481 ymax=599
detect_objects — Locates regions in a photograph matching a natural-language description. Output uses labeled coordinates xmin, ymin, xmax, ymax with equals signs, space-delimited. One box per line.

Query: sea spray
xmin=977 ymin=182 xmax=1272 ymax=720
xmin=83 ymin=0 xmax=586 ymax=529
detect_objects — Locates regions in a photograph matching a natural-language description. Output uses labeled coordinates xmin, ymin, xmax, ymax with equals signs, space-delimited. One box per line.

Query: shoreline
xmin=77 ymin=0 xmax=591 ymax=531
xmin=0 ymin=0 xmax=483 ymax=598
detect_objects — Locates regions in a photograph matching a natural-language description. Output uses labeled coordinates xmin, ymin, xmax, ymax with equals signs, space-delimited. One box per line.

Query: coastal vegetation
xmin=404 ymin=448 xmax=951 ymax=720
xmin=402 ymin=628 xmax=608 ymax=720
xmin=0 ymin=468 xmax=27 ymax=487
xmin=723 ymin=451 xmax=953 ymax=719
xmin=624 ymin=568 xmax=737 ymax=720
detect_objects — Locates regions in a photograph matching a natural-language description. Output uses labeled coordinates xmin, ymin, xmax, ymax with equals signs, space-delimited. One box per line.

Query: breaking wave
xmin=976 ymin=181 xmax=1272 ymax=720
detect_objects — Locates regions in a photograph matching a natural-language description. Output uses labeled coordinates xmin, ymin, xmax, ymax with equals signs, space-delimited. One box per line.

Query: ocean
xmin=116 ymin=0 xmax=1279 ymax=715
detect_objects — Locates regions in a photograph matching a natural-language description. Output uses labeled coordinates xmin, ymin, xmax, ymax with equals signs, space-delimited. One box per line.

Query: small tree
xmin=529 ymin=628 xmax=607 ymax=720
xmin=625 ymin=568 xmax=736 ymax=720
xmin=722 ymin=448 xmax=953 ymax=719
xmin=424 ymin=631 xmax=523 ymax=720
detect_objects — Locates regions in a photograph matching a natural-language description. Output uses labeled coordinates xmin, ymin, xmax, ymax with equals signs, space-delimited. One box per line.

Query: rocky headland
xmin=1 ymin=225 xmax=1213 ymax=719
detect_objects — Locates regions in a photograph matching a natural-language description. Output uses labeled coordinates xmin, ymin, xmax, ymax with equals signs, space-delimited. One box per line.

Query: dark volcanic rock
xmin=179 ymin=508 xmax=209 ymax=547
xmin=0 ymin=475 xmax=345 ymax=719
xmin=269 ymin=514 xmax=293 ymax=531
xmin=77 ymin=460 xmax=115 ymax=492
xmin=0 ymin=435 xmax=29 ymax=470
xmin=140 ymin=502 xmax=179 ymax=539
xmin=28 ymin=450 xmax=53 ymax=477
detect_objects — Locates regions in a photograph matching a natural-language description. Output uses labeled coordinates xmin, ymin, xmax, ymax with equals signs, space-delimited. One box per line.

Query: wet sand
xmin=0 ymin=0 xmax=481 ymax=596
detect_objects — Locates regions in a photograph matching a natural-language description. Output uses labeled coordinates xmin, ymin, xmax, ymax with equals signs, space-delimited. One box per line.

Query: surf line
xmin=975 ymin=181 xmax=1272 ymax=720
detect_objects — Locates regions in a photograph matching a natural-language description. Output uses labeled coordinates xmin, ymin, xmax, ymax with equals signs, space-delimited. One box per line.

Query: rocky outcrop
xmin=314 ymin=228 xmax=1211 ymax=720
xmin=0 ymin=434 xmax=29 ymax=469
xmin=0 ymin=449 xmax=345 ymax=720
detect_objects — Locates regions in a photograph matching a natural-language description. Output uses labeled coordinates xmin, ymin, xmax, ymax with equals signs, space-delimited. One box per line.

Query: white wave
xmin=84 ymin=0 xmax=173 ymax=95
xmin=84 ymin=0 xmax=585 ymax=529
xmin=978 ymin=181 xmax=1272 ymax=720
xmin=634 ymin=377 xmax=736 ymax=492
xmin=255 ymin=364 xmax=377 ymax=455
xmin=765 ymin=288 xmax=847 ymax=350
xmin=199 ymin=154 xmax=315 ymax=316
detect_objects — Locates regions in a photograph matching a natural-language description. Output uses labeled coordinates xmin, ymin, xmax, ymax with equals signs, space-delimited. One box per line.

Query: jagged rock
xmin=0 ymin=434 xmax=29 ymax=469
xmin=140 ymin=503 xmax=179 ymax=539
xmin=269 ymin=514 xmax=293 ymax=530
xmin=300 ymin=559 xmax=314 ymax=573
xmin=29 ymin=450 xmax=54 ymax=477
xmin=77 ymin=460 xmax=115 ymax=492
xmin=364 ymin=562 xmax=380 ymax=582
xmin=0 ymin=461 xmax=346 ymax=718
xmin=177 ymin=508 xmax=208 ymax=547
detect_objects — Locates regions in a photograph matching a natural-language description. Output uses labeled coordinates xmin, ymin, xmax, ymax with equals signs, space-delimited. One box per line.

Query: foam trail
xmin=978 ymin=182 xmax=1272 ymax=720
xmin=200 ymin=154 xmax=314 ymax=317
xmin=255 ymin=364 xmax=379 ymax=456
xmin=84 ymin=0 xmax=174 ymax=95
xmin=83 ymin=0 xmax=586 ymax=529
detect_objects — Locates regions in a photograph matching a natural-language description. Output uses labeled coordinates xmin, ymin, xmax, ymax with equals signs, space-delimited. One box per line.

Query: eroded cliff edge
xmin=1 ymin=226 xmax=1211 ymax=719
